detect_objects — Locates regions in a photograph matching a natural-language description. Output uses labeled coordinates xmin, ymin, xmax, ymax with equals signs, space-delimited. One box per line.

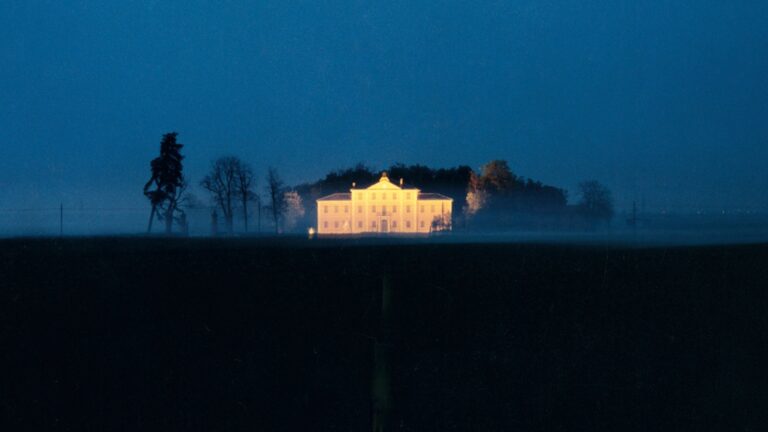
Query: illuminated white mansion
xmin=316 ymin=172 xmax=453 ymax=234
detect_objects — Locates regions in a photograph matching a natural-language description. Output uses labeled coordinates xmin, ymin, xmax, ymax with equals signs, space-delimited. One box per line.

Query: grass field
xmin=1 ymin=237 xmax=767 ymax=430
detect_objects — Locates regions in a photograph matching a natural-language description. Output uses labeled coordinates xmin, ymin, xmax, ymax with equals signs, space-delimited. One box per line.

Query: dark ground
xmin=1 ymin=237 xmax=767 ymax=431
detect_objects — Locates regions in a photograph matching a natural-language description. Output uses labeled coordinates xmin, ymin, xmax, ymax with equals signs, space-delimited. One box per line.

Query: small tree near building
xmin=463 ymin=170 xmax=488 ymax=219
xmin=283 ymin=191 xmax=305 ymax=232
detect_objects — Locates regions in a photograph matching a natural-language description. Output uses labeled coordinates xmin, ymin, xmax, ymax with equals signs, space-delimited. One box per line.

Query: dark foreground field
xmin=1 ymin=237 xmax=767 ymax=431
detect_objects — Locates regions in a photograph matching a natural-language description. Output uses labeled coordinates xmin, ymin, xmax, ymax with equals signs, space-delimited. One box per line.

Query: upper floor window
xmin=393 ymin=193 xmax=398 ymax=200
xmin=431 ymin=205 xmax=435 ymax=212
xmin=358 ymin=206 xmax=363 ymax=213
xmin=344 ymin=206 xmax=348 ymax=213
xmin=382 ymin=206 xmax=387 ymax=215
xmin=372 ymin=205 xmax=376 ymax=213
xmin=406 ymin=193 xmax=411 ymax=200
xmin=382 ymin=193 xmax=387 ymax=200
xmin=334 ymin=205 xmax=338 ymax=213
xmin=323 ymin=205 xmax=328 ymax=213
xmin=420 ymin=205 xmax=425 ymax=213
xmin=393 ymin=205 xmax=397 ymax=213
xmin=372 ymin=193 xmax=376 ymax=200
xmin=406 ymin=205 xmax=411 ymax=213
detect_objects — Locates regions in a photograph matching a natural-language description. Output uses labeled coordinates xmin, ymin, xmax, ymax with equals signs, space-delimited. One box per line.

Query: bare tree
xmin=234 ymin=160 xmax=257 ymax=232
xmin=200 ymin=157 xmax=239 ymax=234
xmin=265 ymin=167 xmax=286 ymax=233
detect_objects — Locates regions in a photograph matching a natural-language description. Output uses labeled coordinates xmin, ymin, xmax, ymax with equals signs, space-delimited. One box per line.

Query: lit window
xmin=372 ymin=205 xmax=376 ymax=213
xmin=420 ymin=205 xmax=424 ymax=213
xmin=358 ymin=206 xmax=362 ymax=213
xmin=372 ymin=193 xmax=376 ymax=200
xmin=334 ymin=205 xmax=338 ymax=213
xmin=406 ymin=193 xmax=411 ymax=200
xmin=393 ymin=206 xmax=397 ymax=213
xmin=406 ymin=221 xmax=411 ymax=228
xmin=323 ymin=205 xmax=328 ymax=213
xmin=371 ymin=221 xmax=377 ymax=228
xmin=334 ymin=221 xmax=339 ymax=228
xmin=392 ymin=221 xmax=398 ymax=228
xmin=382 ymin=193 xmax=386 ymax=200
xmin=324 ymin=221 xmax=328 ymax=228
xmin=382 ymin=206 xmax=387 ymax=215
xmin=357 ymin=221 xmax=363 ymax=228
xmin=420 ymin=221 xmax=425 ymax=228
xmin=406 ymin=205 xmax=410 ymax=213
xmin=393 ymin=193 xmax=398 ymax=199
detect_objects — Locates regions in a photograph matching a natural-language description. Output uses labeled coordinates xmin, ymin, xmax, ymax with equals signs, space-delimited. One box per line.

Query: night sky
xmin=2 ymin=1 xmax=767 ymax=212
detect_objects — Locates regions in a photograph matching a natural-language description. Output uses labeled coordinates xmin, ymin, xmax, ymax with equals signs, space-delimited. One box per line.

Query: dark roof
xmin=317 ymin=193 xmax=351 ymax=201
xmin=418 ymin=193 xmax=453 ymax=200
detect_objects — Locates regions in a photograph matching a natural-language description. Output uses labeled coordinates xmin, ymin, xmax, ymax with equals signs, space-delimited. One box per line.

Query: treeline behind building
xmin=292 ymin=160 xmax=614 ymax=232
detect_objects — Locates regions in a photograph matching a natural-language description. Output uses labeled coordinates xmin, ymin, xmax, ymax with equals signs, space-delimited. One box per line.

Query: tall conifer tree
xmin=144 ymin=132 xmax=185 ymax=234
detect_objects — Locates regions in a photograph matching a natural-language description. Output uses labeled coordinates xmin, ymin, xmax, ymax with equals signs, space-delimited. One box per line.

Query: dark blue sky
xmin=2 ymin=1 xmax=767 ymax=212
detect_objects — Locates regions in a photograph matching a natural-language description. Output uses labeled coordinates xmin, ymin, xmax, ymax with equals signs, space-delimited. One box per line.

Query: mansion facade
xmin=316 ymin=172 xmax=453 ymax=234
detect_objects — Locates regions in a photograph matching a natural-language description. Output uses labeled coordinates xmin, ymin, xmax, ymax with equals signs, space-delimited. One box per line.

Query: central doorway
xmin=380 ymin=219 xmax=389 ymax=233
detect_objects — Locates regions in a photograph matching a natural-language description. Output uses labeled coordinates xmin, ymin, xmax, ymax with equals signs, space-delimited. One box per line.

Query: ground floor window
xmin=323 ymin=221 xmax=328 ymax=228
xmin=371 ymin=221 xmax=377 ymax=228
xmin=357 ymin=221 xmax=363 ymax=228
xmin=392 ymin=221 xmax=398 ymax=228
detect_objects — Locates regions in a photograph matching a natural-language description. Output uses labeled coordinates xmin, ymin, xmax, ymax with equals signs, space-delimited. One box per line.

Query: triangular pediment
xmin=365 ymin=173 xmax=402 ymax=190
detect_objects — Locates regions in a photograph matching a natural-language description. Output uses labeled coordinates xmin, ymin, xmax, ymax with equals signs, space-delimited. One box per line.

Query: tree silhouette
xmin=577 ymin=180 xmax=614 ymax=224
xmin=479 ymin=160 xmax=516 ymax=193
xmin=201 ymin=157 xmax=239 ymax=234
xmin=266 ymin=167 xmax=286 ymax=234
xmin=143 ymin=132 xmax=185 ymax=234
xmin=234 ymin=160 xmax=257 ymax=233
